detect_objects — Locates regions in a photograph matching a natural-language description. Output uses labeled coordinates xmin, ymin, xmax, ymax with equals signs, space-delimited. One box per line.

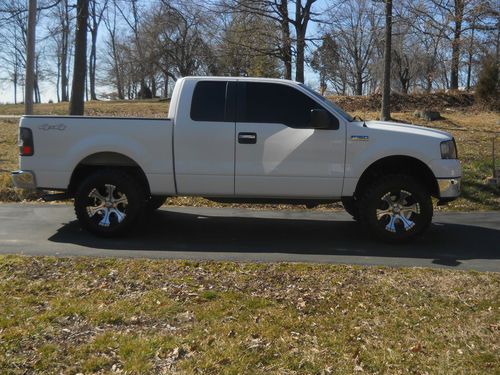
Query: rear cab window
xmin=190 ymin=81 xmax=230 ymax=122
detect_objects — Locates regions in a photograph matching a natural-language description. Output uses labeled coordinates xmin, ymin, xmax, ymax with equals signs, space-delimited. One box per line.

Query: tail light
xmin=19 ymin=127 xmax=34 ymax=156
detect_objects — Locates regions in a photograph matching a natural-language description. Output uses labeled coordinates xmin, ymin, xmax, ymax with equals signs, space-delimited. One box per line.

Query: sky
xmin=0 ymin=0 xmax=329 ymax=104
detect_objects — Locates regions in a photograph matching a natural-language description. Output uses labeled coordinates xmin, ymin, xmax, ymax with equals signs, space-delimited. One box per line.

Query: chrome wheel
xmin=376 ymin=190 xmax=420 ymax=233
xmin=86 ymin=184 xmax=128 ymax=227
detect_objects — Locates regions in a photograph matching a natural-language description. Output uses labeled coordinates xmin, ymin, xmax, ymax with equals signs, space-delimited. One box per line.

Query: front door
xmin=235 ymin=82 xmax=346 ymax=198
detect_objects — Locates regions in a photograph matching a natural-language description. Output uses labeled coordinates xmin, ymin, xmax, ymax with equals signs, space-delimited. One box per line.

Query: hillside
xmin=331 ymin=92 xmax=478 ymax=112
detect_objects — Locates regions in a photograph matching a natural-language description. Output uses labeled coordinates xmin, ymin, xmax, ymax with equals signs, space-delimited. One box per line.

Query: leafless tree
xmin=88 ymin=0 xmax=109 ymax=100
xmin=69 ymin=0 xmax=88 ymax=115
xmin=379 ymin=0 xmax=392 ymax=120
xmin=46 ymin=0 xmax=71 ymax=102
xmin=221 ymin=0 xmax=322 ymax=82
xmin=102 ymin=0 xmax=124 ymax=99
xmin=327 ymin=0 xmax=380 ymax=95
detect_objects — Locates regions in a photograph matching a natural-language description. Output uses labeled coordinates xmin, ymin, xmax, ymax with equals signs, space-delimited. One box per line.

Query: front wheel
xmin=74 ymin=169 xmax=145 ymax=237
xmin=341 ymin=197 xmax=360 ymax=220
xmin=359 ymin=175 xmax=433 ymax=242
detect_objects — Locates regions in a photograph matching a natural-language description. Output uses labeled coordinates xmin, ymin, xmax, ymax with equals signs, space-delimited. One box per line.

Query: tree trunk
xmin=56 ymin=59 xmax=60 ymax=102
xmin=109 ymin=27 xmax=124 ymax=99
xmin=151 ymin=76 xmax=157 ymax=98
xmin=34 ymin=75 xmax=40 ymax=103
xmin=295 ymin=28 xmax=306 ymax=83
xmin=25 ymin=0 xmax=37 ymax=114
xmin=14 ymin=76 xmax=17 ymax=104
xmin=164 ymin=73 xmax=169 ymax=98
xmin=69 ymin=0 xmax=89 ymax=115
xmin=355 ymin=70 xmax=363 ymax=95
xmin=466 ymin=18 xmax=475 ymax=91
xmin=380 ymin=0 xmax=392 ymax=121
xmin=61 ymin=0 xmax=69 ymax=102
xmin=89 ymin=29 xmax=98 ymax=100
xmin=450 ymin=0 xmax=464 ymax=90
xmin=278 ymin=0 xmax=292 ymax=80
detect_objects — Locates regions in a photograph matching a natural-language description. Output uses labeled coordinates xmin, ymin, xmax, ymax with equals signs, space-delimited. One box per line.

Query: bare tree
xmin=46 ymin=0 xmax=71 ymax=102
xmin=408 ymin=0 xmax=486 ymax=90
xmin=380 ymin=0 xmax=392 ymax=120
xmin=69 ymin=0 xmax=88 ymax=115
xmin=293 ymin=0 xmax=318 ymax=82
xmin=103 ymin=0 xmax=124 ymax=99
xmin=310 ymin=33 xmax=348 ymax=94
xmin=214 ymin=5 xmax=283 ymax=77
xmin=327 ymin=0 xmax=380 ymax=95
xmin=88 ymin=0 xmax=109 ymax=100
xmin=222 ymin=0 xmax=322 ymax=82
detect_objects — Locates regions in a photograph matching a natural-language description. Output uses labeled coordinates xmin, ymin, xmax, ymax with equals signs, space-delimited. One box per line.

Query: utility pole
xmin=25 ymin=0 xmax=37 ymax=115
xmin=380 ymin=0 xmax=392 ymax=121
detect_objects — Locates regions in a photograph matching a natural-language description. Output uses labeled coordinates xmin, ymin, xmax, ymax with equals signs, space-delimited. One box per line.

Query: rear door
xmin=173 ymin=79 xmax=236 ymax=196
xmin=235 ymin=81 xmax=346 ymax=198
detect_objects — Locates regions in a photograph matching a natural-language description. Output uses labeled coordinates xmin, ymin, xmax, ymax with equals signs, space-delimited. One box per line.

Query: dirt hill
xmin=330 ymin=92 xmax=477 ymax=112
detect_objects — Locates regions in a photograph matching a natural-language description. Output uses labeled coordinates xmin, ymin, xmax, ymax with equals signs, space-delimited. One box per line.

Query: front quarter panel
xmin=343 ymin=121 xmax=456 ymax=196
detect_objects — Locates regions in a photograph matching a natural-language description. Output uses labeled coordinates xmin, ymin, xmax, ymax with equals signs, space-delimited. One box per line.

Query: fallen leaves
xmin=0 ymin=256 xmax=498 ymax=374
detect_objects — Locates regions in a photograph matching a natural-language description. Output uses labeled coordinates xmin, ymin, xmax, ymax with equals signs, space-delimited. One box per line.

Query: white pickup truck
xmin=12 ymin=77 xmax=461 ymax=242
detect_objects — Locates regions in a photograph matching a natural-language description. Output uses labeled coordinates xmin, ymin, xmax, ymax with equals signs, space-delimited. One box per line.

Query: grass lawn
xmin=0 ymin=255 xmax=498 ymax=374
xmin=0 ymin=100 xmax=498 ymax=210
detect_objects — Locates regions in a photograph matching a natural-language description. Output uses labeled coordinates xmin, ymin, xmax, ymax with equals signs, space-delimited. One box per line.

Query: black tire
xmin=341 ymin=197 xmax=360 ymax=220
xmin=145 ymin=195 xmax=168 ymax=211
xmin=74 ymin=169 xmax=146 ymax=237
xmin=358 ymin=175 xmax=433 ymax=243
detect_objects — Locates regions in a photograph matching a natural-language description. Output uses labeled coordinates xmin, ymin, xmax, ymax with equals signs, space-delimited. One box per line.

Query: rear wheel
xmin=74 ymin=169 xmax=145 ymax=237
xmin=145 ymin=195 xmax=168 ymax=211
xmin=359 ymin=175 xmax=433 ymax=242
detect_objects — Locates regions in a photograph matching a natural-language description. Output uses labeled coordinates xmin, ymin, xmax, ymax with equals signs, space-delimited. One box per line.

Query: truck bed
xmin=18 ymin=116 xmax=176 ymax=195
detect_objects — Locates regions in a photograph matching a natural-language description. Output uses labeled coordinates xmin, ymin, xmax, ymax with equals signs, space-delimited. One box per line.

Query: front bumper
xmin=11 ymin=170 xmax=37 ymax=190
xmin=437 ymin=177 xmax=461 ymax=198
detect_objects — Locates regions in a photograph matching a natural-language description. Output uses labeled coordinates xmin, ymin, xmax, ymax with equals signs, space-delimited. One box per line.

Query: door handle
xmin=238 ymin=132 xmax=257 ymax=144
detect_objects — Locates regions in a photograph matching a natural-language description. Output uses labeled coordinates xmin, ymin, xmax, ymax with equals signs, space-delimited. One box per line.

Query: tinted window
xmin=242 ymin=82 xmax=327 ymax=128
xmin=191 ymin=81 xmax=227 ymax=122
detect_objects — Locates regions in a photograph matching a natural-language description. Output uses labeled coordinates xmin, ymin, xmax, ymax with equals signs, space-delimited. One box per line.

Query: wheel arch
xmin=354 ymin=155 xmax=439 ymax=198
xmin=67 ymin=152 xmax=150 ymax=197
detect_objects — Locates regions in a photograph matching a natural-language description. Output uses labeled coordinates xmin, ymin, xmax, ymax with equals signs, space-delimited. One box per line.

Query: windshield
xmin=299 ymin=83 xmax=354 ymax=122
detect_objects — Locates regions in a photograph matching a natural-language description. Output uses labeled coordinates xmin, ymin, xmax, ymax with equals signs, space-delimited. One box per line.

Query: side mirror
xmin=309 ymin=109 xmax=338 ymax=130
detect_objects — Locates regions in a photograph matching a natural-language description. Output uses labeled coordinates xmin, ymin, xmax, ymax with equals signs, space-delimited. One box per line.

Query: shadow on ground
xmin=48 ymin=209 xmax=500 ymax=268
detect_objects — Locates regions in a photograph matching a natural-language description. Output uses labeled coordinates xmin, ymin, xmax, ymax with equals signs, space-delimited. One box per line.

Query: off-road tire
xmin=341 ymin=197 xmax=360 ymax=220
xmin=74 ymin=169 xmax=146 ymax=237
xmin=358 ymin=175 xmax=433 ymax=243
xmin=145 ymin=195 xmax=168 ymax=211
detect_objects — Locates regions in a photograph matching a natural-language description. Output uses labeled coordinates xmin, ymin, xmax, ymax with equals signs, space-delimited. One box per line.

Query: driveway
xmin=0 ymin=204 xmax=498 ymax=272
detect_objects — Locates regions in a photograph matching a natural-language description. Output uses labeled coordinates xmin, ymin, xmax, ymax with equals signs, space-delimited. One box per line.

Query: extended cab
xmin=12 ymin=77 xmax=461 ymax=241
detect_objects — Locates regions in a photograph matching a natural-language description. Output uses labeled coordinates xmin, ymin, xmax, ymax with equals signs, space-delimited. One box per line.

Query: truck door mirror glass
xmin=310 ymin=109 xmax=338 ymax=130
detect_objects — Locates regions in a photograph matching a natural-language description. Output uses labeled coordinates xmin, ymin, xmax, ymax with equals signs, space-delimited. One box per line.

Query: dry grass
xmin=0 ymin=255 xmax=498 ymax=374
xmin=0 ymin=101 xmax=498 ymax=210
xmin=0 ymin=99 xmax=169 ymax=118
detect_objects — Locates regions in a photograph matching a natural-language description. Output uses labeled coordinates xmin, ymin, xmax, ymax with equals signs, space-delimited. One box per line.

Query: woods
xmin=0 ymin=0 xmax=498 ymax=111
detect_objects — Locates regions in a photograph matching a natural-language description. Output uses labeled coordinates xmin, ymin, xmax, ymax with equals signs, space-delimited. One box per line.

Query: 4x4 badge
xmin=351 ymin=135 xmax=369 ymax=141
xmin=39 ymin=124 xmax=66 ymax=131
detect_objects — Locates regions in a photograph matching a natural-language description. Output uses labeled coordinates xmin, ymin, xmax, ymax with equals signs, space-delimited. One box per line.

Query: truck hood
xmin=364 ymin=120 xmax=452 ymax=141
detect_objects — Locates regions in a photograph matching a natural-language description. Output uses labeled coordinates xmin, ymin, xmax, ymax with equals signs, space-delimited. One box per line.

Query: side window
xmin=243 ymin=82 xmax=326 ymax=128
xmin=190 ymin=81 xmax=227 ymax=122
